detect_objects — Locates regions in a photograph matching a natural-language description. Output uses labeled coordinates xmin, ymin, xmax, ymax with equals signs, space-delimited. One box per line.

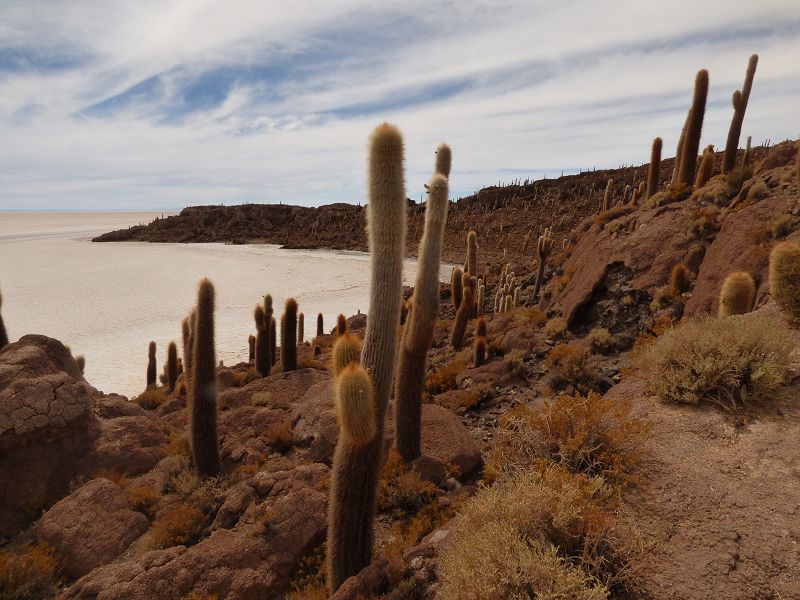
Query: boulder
xmin=81 ymin=414 xmax=166 ymax=477
xmin=0 ymin=335 xmax=95 ymax=537
xmin=291 ymin=379 xmax=337 ymax=464
xmin=420 ymin=404 xmax=481 ymax=480
xmin=38 ymin=478 xmax=148 ymax=578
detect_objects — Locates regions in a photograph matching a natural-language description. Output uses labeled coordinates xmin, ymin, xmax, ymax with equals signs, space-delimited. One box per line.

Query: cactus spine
xmin=451 ymin=266 xmax=463 ymax=310
xmin=0 ymin=291 xmax=8 ymax=349
xmin=395 ymin=170 xmax=449 ymax=462
xmin=167 ymin=342 xmax=178 ymax=394
xmin=147 ymin=341 xmax=157 ymax=388
xmin=769 ymin=241 xmax=800 ymax=319
xmin=254 ymin=305 xmax=270 ymax=376
xmin=317 ymin=313 xmax=324 ymax=337
xmin=722 ymin=54 xmax=758 ymax=174
xmin=533 ymin=228 xmax=554 ymax=302
xmin=718 ymin=272 xmax=756 ymax=317
xmin=191 ymin=279 xmax=221 ymax=478
xmin=451 ymin=273 xmax=475 ymax=349
xmin=328 ymin=123 xmax=407 ymax=594
xmin=281 ymin=299 xmax=298 ymax=372
xmin=678 ymin=70 xmax=709 ymax=187
xmin=646 ymin=137 xmax=662 ymax=200
xmin=298 ymin=312 xmax=304 ymax=345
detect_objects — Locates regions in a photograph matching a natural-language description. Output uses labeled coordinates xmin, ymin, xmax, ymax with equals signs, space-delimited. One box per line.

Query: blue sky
xmin=0 ymin=0 xmax=799 ymax=210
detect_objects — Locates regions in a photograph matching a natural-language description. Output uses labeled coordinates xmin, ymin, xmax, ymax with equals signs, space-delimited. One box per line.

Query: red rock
xmin=38 ymin=478 xmax=148 ymax=578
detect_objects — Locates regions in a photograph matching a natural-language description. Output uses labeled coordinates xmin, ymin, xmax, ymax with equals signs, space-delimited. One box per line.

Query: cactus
xmin=298 ymin=312 xmax=305 ymax=345
xmin=670 ymin=263 xmax=692 ymax=295
xmin=532 ymin=228 xmax=554 ymax=302
xmin=630 ymin=188 xmax=640 ymax=206
xmin=270 ymin=316 xmax=277 ymax=366
xmin=75 ymin=355 xmax=85 ymax=375
xmin=177 ymin=357 xmax=183 ymax=376
xmin=317 ymin=313 xmax=324 ymax=337
xmin=602 ymin=178 xmax=613 ymax=212
xmin=476 ymin=316 xmax=487 ymax=338
xmin=718 ymin=271 xmax=756 ymax=317
xmin=451 ymin=266 xmax=463 ymax=310
xmin=678 ymin=69 xmax=709 ymax=187
xmin=522 ymin=229 xmax=532 ymax=254
xmin=281 ymin=298 xmax=298 ymax=372
xmin=190 ymin=278 xmax=221 ymax=478
xmin=504 ymin=294 xmax=512 ymax=312
xmin=646 ymin=137 xmax=662 ymax=200
xmin=695 ymin=147 xmax=714 ymax=188
xmin=147 ymin=341 xmax=157 ymax=388
xmin=0 ymin=291 xmax=8 ymax=349
xmin=395 ymin=172 xmax=449 ymax=461
xmin=466 ymin=230 xmax=477 ymax=276
xmin=722 ymin=54 xmax=758 ymax=173
xmin=332 ymin=333 xmax=362 ymax=376
xmin=474 ymin=336 xmax=487 ymax=367
xmin=476 ymin=284 xmax=485 ymax=315
xmin=769 ymin=241 xmax=800 ymax=319
xmin=254 ymin=305 xmax=270 ymax=377
xmin=450 ymin=272 xmax=475 ymax=349
xmin=327 ymin=122 xmax=407 ymax=594
xmin=248 ymin=335 xmax=255 ymax=361
xmin=167 ymin=341 xmax=178 ymax=394
xmin=743 ymin=136 xmax=753 ymax=166
xmin=513 ymin=286 xmax=520 ymax=307
xmin=435 ymin=143 xmax=452 ymax=178
xmin=181 ymin=316 xmax=191 ymax=377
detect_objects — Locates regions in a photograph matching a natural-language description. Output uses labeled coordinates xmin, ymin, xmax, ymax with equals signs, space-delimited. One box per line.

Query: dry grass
xmin=546 ymin=342 xmax=607 ymax=395
xmin=503 ymin=348 xmax=527 ymax=378
xmin=486 ymin=392 xmax=649 ymax=486
xmin=0 ymin=544 xmax=61 ymax=600
xmin=585 ymin=327 xmax=615 ymax=354
xmin=133 ymin=387 xmax=171 ymax=410
xmin=378 ymin=451 xmax=437 ymax=513
xmin=425 ymin=358 xmax=466 ymax=396
xmin=286 ymin=542 xmax=327 ymax=600
xmin=126 ymin=485 xmax=161 ymax=519
xmin=265 ymin=421 xmax=295 ymax=452
xmin=543 ymin=316 xmax=569 ymax=339
xmin=512 ymin=307 xmax=548 ymax=328
xmin=438 ymin=466 xmax=622 ymax=600
xmin=150 ymin=503 xmax=208 ymax=548
xmin=233 ymin=368 xmax=260 ymax=387
xmin=641 ymin=315 xmax=795 ymax=410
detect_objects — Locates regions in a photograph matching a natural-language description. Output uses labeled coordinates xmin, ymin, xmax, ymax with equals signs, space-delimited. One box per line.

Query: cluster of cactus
xmin=718 ymin=271 xmax=756 ymax=317
xmin=328 ymin=123 xmax=407 ymax=594
xmin=769 ymin=241 xmax=800 ymax=319
xmin=494 ymin=264 xmax=521 ymax=313
xmin=190 ymin=278 xmax=221 ymax=478
xmin=532 ymin=228 xmax=554 ymax=302
xmin=0 ymin=290 xmax=9 ymax=349
xmin=722 ymin=54 xmax=758 ymax=174
xmin=395 ymin=148 xmax=450 ymax=462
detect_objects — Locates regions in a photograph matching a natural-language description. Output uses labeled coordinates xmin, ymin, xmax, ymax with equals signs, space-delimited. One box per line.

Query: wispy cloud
xmin=0 ymin=0 xmax=798 ymax=209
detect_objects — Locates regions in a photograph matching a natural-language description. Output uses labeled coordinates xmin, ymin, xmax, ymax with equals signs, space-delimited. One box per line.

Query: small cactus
xmin=476 ymin=284 xmax=485 ymax=315
xmin=248 ymin=335 xmax=255 ymax=361
xmin=451 ymin=266 xmax=463 ymax=310
xmin=602 ymin=178 xmax=613 ymax=212
xmin=473 ymin=336 xmax=487 ymax=367
xmin=167 ymin=342 xmax=178 ymax=394
xmin=695 ymin=147 xmax=714 ymax=188
xmin=0 ymin=291 xmax=8 ymax=349
xmin=670 ymin=263 xmax=692 ymax=295
xmin=722 ymin=54 xmax=758 ymax=173
xmin=718 ymin=271 xmax=756 ymax=317
xmin=769 ymin=241 xmax=800 ymax=319
xmin=298 ymin=312 xmax=305 ymax=345
xmin=75 ymin=355 xmax=86 ymax=375
xmin=476 ymin=316 xmax=487 ymax=338
xmin=190 ymin=278 xmax=221 ymax=478
xmin=513 ymin=287 xmax=520 ymax=307
xmin=504 ymin=294 xmax=512 ymax=312
xmin=317 ymin=313 xmax=324 ymax=337
xmin=743 ymin=135 xmax=752 ymax=166
xmin=336 ymin=314 xmax=347 ymax=337
xmin=678 ymin=69 xmax=709 ymax=187
xmin=147 ymin=341 xmax=157 ymax=389
xmin=533 ymin=228 xmax=554 ymax=302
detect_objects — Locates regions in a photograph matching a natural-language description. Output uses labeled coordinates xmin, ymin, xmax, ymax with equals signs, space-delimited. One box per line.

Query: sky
xmin=0 ymin=1 xmax=799 ymax=211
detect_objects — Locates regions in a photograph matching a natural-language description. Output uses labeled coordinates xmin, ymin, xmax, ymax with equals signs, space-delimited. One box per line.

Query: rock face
xmin=609 ymin=376 xmax=800 ymax=600
xmin=0 ymin=335 xmax=95 ymax=537
xmin=38 ymin=478 xmax=148 ymax=578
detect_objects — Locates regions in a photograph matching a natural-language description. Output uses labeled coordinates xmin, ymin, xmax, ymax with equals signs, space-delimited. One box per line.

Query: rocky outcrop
xmin=38 ymin=478 xmax=148 ymax=578
xmin=0 ymin=335 xmax=95 ymax=537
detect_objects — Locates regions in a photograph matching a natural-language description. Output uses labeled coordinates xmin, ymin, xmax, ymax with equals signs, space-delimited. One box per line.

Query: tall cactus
xmin=395 ymin=171 xmax=449 ymax=462
xmin=678 ymin=69 xmax=709 ymax=187
xmin=248 ymin=335 xmax=255 ymax=361
xmin=695 ymin=147 xmax=714 ymax=188
xmin=533 ymin=228 xmax=554 ymax=302
xmin=270 ymin=316 xmax=277 ymax=366
xmin=298 ymin=312 xmax=305 ymax=345
xmin=435 ymin=143 xmax=452 ymax=178
xmin=0 ymin=291 xmax=8 ymax=349
xmin=317 ymin=312 xmax=324 ymax=337
xmin=602 ymin=178 xmax=613 ymax=212
xmin=281 ymin=298 xmax=298 ymax=372
xmin=327 ymin=123 xmax=407 ymax=594
xmin=167 ymin=342 xmax=178 ymax=394
xmin=722 ymin=54 xmax=758 ymax=174
xmin=191 ymin=278 xmax=221 ymax=478
xmin=451 ymin=266 xmax=463 ymax=310
xmin=466 ymin=230 xmax=477 ymax=277
xmin=646 ymin=137 xmax=662 ymax=199
xmin=265 ymin=294 xmax=274 ymax=366
xmin=336 ymin=314 xmax=347 ymax=337
xmin=451 ymin=273 xmax=475 ymax=349
xmin=254 ymin=305 xmax=270 ymax=376
xmin=147 ymin=341 xmax=157 ymax=389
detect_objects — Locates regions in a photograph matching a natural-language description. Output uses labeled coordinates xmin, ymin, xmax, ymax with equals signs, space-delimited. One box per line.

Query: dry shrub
xmin=546 ymin=342 xmax=607 ymax=395
xmin=150 ymin=503 xmax=207 ymax=548
xmin=286 ymin=542 xmax=326 ymax=600
xmin=134 ymin=387 xmax=170 ymax=410
xmin=163 ymin=429 xmax=191 ymax=458
xmin=250 ymin=392 xmax=272 ymax=407
xmin=486 ymin=393 xmax=648 ymax=486
xmin=555 ymin=265 xmax=577 ymax=293
xmin=438 ymin=466 xmax=620 ymax=600
xmin=503 ymin=348 xmax=527 ymax=378
xmin=689 ymin=205 xmax=721 ymax=239
xmin=512 ymin=306 xmax=548 ymax=328
xmin=641 ymin=316 xmax=794 ymax=410
xmin=126 ymin=485 xmax=161 ymax=519
xmin=769 ymin=214 xmax=799 ymax=240
xmin=592 ymin=204 xmax=633 ymax=227
xmin=425 ymin=358 xmax=466 ymax=396
xmin=585 ymin=328 xmax=614 ymax=354
xmin=92 ymin=469 xmax=129 ymax=488
xmin=0 ymin=544 xmax=61 ymax=600
xmin=233 ymin=368 xmax=260 ymax=387
xmin=544 ymin=316 xmax=568 ymax=339
xmin=746 ymin=178 xmax=769 ymax=200
xmin=265 ymin=421 xmax=295 ymax=452
xmin=378 ymin=452 xmax=437 ymax=513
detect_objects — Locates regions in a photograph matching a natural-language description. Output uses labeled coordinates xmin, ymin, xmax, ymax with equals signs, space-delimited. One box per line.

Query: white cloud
xmin=0 ymin=0 xmax=798 ymax=209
